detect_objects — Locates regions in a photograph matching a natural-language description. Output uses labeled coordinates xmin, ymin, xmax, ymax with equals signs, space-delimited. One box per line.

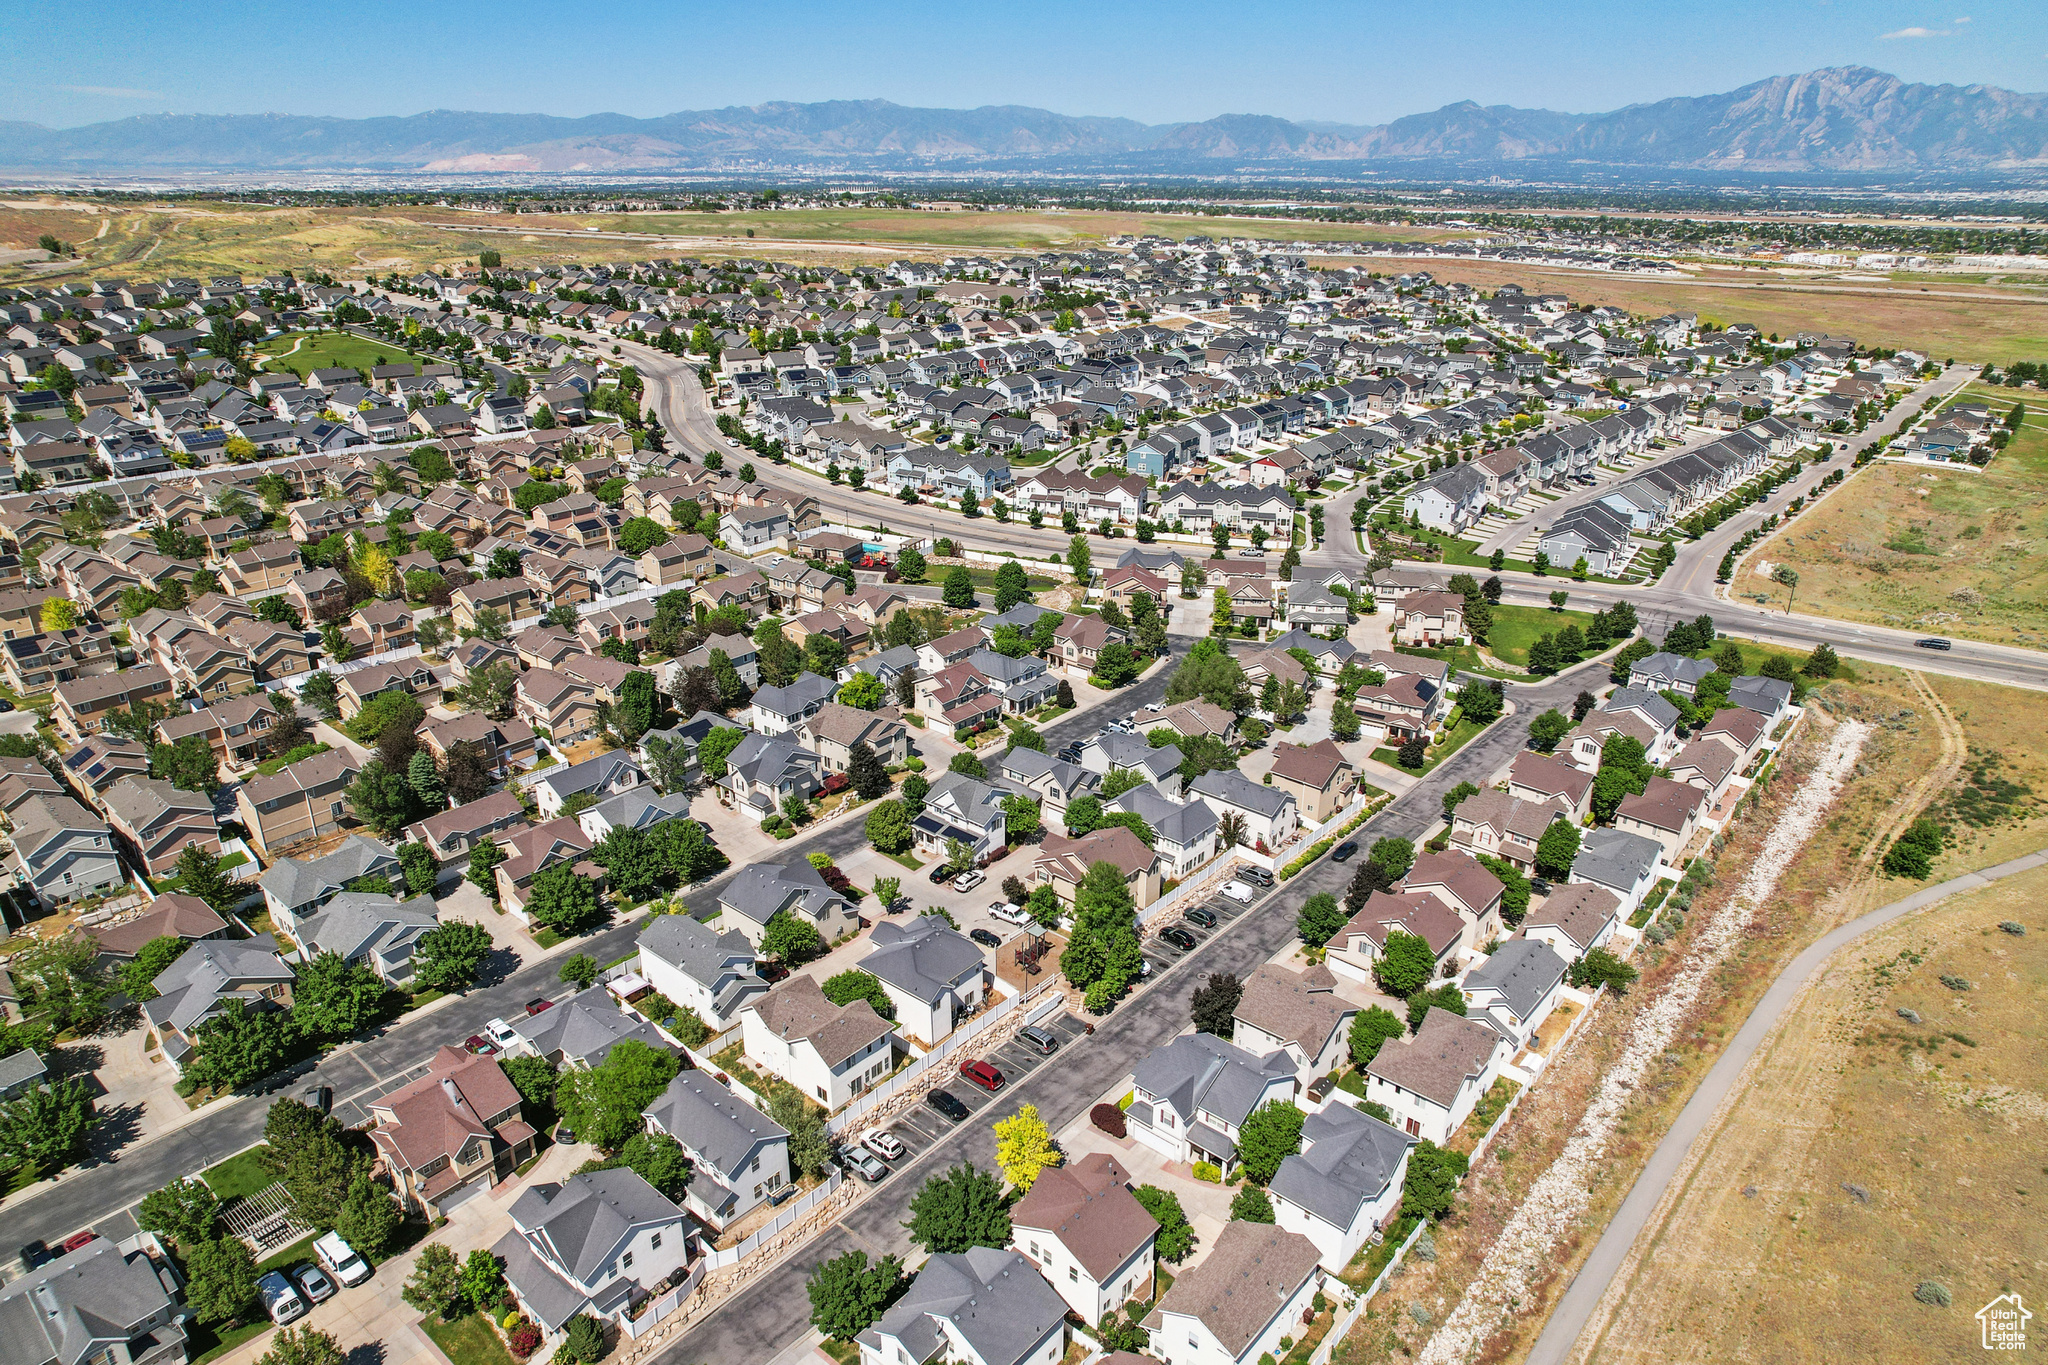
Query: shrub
xmin=1939 ymin=974 xmax=1971 ymax=991
xmin=502 ymin=1310 xmax=522 ymax=1329
xmin=1914 ymin=1281 xmax=1952 ymax=1307
xmin=1999 ymin=921 xmax=2025 ymax=935
xmin=507 ymin=1321 xmax=543 ymax=1358
xmin=1192 ymin=1161 xmax=1221 ymax=1183
xmin=1091 ymin=1103 xmax=1126 ymax=1139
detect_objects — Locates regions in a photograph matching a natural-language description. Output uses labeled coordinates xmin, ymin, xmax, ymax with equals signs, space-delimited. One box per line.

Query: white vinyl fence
xmin=700 ymin=1171 xmax=844 ymax=1270
xmin=824 ymin=975 xmax=1059 ymax=1137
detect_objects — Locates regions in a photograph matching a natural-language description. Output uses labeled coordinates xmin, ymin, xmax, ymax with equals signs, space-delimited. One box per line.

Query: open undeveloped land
xmin=1732 ymin=388 xmax=2048 ymax=650
xmin=1575 ymin=867 xmax=2046 ymax=1365
xmin=4 ymin=196 xmax=2043 ymax=361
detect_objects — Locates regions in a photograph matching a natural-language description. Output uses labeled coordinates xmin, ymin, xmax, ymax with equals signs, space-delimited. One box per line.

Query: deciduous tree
xmin=993 ymin=1104 xmax=1061 ymax=1193
xmin=904 ymin=1162 xmax=1010 ymax=1254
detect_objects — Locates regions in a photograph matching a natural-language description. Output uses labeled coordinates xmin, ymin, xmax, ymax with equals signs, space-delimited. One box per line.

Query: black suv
xmin=1183 ymin=906 xmax=1219 ymax=929
xmin=924 ymin=1089 xmax=971 ymax=1122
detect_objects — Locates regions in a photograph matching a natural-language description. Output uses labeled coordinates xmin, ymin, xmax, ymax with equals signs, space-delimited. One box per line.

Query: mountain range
xmin=1 ymin=67 xmax=2043 ymax=175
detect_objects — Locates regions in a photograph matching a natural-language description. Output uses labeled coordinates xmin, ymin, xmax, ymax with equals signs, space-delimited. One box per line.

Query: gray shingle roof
xmin=863 ymin=1248 xmax=1067 ymax=1365
xmin=642 ymin=1071 xmax=786 ymax=1185
xmin=1132 ymin=1032 xmax=1293 ymax=1131
xmin=718 ymin=858 xmax=839 ymax=928
xmin=0 ymin=1237 xmax=183 ymax=1365
xmin=860 ymin=914 xmax=985 ymax=1005
xmin=1270 ymin=1103 xmax=1414 ymax=1230
xmin=296 ymin=891 xmax=440 ymax=972
xmin=1189 ymin=767 xmax=1292 ymax=821
xmin=1462 ymin=938 xmax=1569 ymax=1020
xmin=511 ymin=986 xmax=667 ymax=1066
xmin=1570 ymin=826 xmax=1664 ymax=895
xmin=637 ymin=915 xmax=758 ymax=990
xmin=257 ymin=834 xmax=399 ymax=912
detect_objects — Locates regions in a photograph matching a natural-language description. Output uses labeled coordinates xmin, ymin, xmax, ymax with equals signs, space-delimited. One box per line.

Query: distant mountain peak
xmin=0 ymin=67 xmax=2041 ymax=174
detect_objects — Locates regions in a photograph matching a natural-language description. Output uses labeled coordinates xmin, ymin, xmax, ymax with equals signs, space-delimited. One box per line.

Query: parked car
xmin=1220 ymin=880 xmax=1255 ymax=904
xmin=59 ymin=1231 xmax=95 ymax=1254
xmin=485 ymin=1018 xmax=521 ymax=1050
xmin=924 ymin=1089 xmax=970 ymax=1122
xmin=1183 ymin=906 xmax=1218 ymax=929
xmin=1143 ymin=701 xmax=1163 ymax=712
xmin=299 ymin=1083 xmax=332 ymax=1114
xmin=314 ymin=1232 xmax=370 ymax=1288
xmin=958 ymin=1058 xmax=1005 ymax=1092
xmin=293 ymin=1263 xmax=337 ymax=1304
xmin=463 ymin=1034 xmax=497 ymax=1056
xmin=1017 ymin=1025 xmax=1060 ymax=1055
xmin=1238 ymin=866 xmax=1275 ymax=888
xmin=968 ymin=927 xmax=1002 ymax=949
xmin=1915 ymin=637 xmax=1953 ymax=650
xmin=1159 ymin=926 xmax=1198 ymax=951
xmin=1529 ymin=878 xmax=1553 ymax=896
xmin=1331 ymin=841 xmax=1360 ymax=863
xmin=18 ymin=1240 xmax=52 ymax=1272
xmin=838 ymin=1145 xmax=889 ymax=1182
xmin=1057 ymin=746 xmax=1083 ymax=763
xmin=929 ymin=865 xmax=956 ymax=885
xmin=862 ymin=1130 xmax=907 ymax=1161
xmin=257 ymin=1271 xmax=308 ymax=1325
xmin=989 ymin=902 xmax=1031 ymax=925
xmin=951 ymin=868 xmax=986 ymax=892
xmin=525 ymin=998 xmax=554 ymax=1016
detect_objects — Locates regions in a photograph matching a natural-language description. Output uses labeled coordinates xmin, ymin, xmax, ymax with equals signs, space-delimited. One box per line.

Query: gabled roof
xmin=1009 ymin=1152 xmax=1157 ymax=1281
xmin=1145 ymin=1221 xmax=1321 ymax=1358
xmin=1462 ymin=937 xmax=1568 ymax=1019
xmin=1366 ymin=1006 xmax=1503 ymax=1108
xmin=864 ymin=1248 xmax=1067 ymax=1365
xmin=1270 ymin=1103 xmax=1414 ymax=1231
xmin=743 ymin=973 xmax=893 ymax=1068
xmin=1132 ymin=1031 xmax=1293 ymax=1131
xmin=1233 ymin=963 xmax=1354 ymax=1055
xmin=860 ymin=914 xmax=985 ymax=1004
xmin=511 ymin=986 xmax=667 ymax=1066
xmin=642 ymin=1070 xmax=786 ymax=1184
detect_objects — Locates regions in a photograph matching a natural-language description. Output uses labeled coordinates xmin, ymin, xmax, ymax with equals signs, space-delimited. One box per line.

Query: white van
xmin=314 ymin=1231 xmax=371 ymax=1287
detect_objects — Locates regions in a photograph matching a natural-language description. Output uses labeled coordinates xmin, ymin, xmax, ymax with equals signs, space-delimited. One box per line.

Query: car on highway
xmin=1331 ymin=841 xmax=1359 ymax=863
xmin=989 ymin=902 xmax=1032 ymax=925
xmin=1018 ymin=1025 xmax=1060 ymax=1055
xmin=1915 ymin=637 xmax=1952 ymax=650
xmin=958 ymin=1058 xmax=1006 ymax=1092
xmin=924 ymin=1089 xmax=971 ymax=1123
xmin=463 ymin=1034 xmax=498 ymax=1056
xmin=1183 ymin=906 xmax=1219 ymax=929
xmin=525 ymin=998 xmax=554 ymax=1016
xmin=293 ymin=1263 xmax=337 ymax=1304
xmin=968 ymin=927 xmax=1002 ymax=949
xmin=837 ymin=1145 xmax=889 ymax=1182
xmin=952 ymin=869 xmax=986 ymax=892
xmin=485 ymin=1018 xmax=522 ymax=1050
xmin=1159 ymin=925 xmax=1199 ymax=951
xmin=1238 ymin=865 xmax=1275 ymax=888
xmin=257 ymin=1271 xmax=308 ymax=1325
xmin=862 ymin=1130 xmax=907 ymax=1161
xmin=1220 ymin=880 xmax=1255 ymax=904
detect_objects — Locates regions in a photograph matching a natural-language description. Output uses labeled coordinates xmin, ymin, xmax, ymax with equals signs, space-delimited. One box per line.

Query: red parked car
xmin=60 ymin=1231 xmax=96 ymax=1253
xmin=958 ymin=1059 xmax=1005 ymax=1093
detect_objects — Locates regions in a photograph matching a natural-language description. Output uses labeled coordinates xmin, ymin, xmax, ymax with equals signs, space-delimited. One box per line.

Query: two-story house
xmin=494 ymin=1169 xmax=693 ymax=1338
xmin=1269 ymin=1104 xmax=1416 ymax=1271
xmin=1124 ymin=1032 xmax=1297 ymax=1176
xmin=641 ymin=1071 xmax=790 ymax=1230
xmin=235 ymin=747 xmax=362 ymax=856
xmin=858 ymin=1249 xmax=1066 ymax=1365
xmin=369 ymin=1045 xmax=538 ymax=1215
xmin=1365 ymin=1006 xmax=1512 ymax=1143
xmin=1229 ymin=963 xmax=1356 ymax=1088
xmin=716 ymin=859 xmax=857 ymax=954
xmin=858 ymin=914 xmax=988 ymax=1048
xmin=1142 ymin=1222 xmax=1323 ymax=1365
xmin=1008 ymin=1153 xmax=1158 ymax=1325
xmin=636 ymin=914 xmax=768 ymax=1030
xmin=7 ymin=793 xmax=125 ymax=907
xmin=738 ymin=973 xmax=898 ymax=1109
xmin=142 ymin=936 xmax=295 ymax=1074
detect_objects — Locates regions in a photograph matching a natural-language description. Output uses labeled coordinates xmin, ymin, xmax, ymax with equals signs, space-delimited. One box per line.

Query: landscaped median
xmin=1278 ymin=787 xmax=1393 ymax=881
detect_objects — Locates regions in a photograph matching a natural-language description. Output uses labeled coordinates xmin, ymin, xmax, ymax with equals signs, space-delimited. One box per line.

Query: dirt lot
xmin=1576 ymin=867 xmax=2046 ymax=1365
xmin=1330 ymin=663 xmax=1987 ymax=1365
xmin=1732 ymin=390 xmax=2048 ymax=649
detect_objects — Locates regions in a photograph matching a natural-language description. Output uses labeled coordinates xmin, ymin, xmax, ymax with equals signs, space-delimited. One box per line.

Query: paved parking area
xmin=863 ymin=1011 xmax=1090 ymax=1159
xmin=1138 ymin=891 xmax=1255 ymax=979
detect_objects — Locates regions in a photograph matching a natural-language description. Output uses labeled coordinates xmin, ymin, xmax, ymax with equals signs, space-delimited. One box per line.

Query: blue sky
xmin=8 ymin=0 xmax=2046 ymax=129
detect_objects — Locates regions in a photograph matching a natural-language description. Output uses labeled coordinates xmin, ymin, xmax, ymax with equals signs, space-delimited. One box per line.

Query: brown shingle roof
xmin=91 ymin=894 xmax=228 ymax=957
xmin=1366 ymin=1006 xmax=1502 ymax=1108
xmin=1146 ymin=1221 xmax=1321 ymax=1356
xmin=1400 ymin=851 xmax=1504 ymax=920
xmin=1010 ymin=1153 xmax=1158 ymax=1282
xmin=1522 ymin=884 xmax=1620 ymax=951
xmin=1233 ymin=963 xmax=1353 ymax=1054
xmin=1616 ymin=776 xmax=1705 ymax=833
xmin=1267 ymin=738 xmax=1349 ymax=791
xmin=745 ymin=974 xmax=892 ymax=1068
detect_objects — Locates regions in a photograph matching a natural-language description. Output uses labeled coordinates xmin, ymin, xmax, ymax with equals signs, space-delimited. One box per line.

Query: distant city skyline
xmin=8 ymin=0 xmax=2046 ymax=132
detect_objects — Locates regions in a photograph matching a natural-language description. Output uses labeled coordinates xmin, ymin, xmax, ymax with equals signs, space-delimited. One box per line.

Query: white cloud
xmin=57 ymin=85 xmax=164 ymax=99
xmin=1880 ymin=26 xmax=1949 ymax=38
xmin=1954 ymin=15 xmax=1972 ymax=22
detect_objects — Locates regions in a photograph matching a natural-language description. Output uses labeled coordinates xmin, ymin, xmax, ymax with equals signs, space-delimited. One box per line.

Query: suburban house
xmin=101 ymin=775 xmax=220 ymax=877
xmin=141 ymin=936 xmax=295 ymax=1074
xmin=738 ymin=973 xmax=898 ymax=1109
xmin=1627 ymin=651 xmax=1716 ymax=697
xmin=858 ymin=1248 xmax=1067 ymax=1365
xmin=290 ymin=891 xmax=442 ymax=986
xmin=1400 ymin=851 xmax=1507 ymax=945
xmin=1366 ymin=1006 xmax=1512 ymax=1142
xmin=493 ymin=818 xmax=604 ymax=921
xmin=1448 ymin=790 xmax=1565 ymax=871
xmin=1505 ymin=751 xmax=1595 ymax=821
xmin=1569 ymin=826 xmax=1667 ymax=914
xmin=1033 ymin=825 xmax=1161 ymax=912
xmin=505 ymin=986 xmax=669 ymax=1070
xmin=1520 ymin=883 xmax=1621 ymax=962
xmin=494 ymin=1169 xmax=693 ymax=1339
xmin=532 ymin=751 xmax=643 ymax=820
xmin=721 ymin=732 xmax=823 ymax=823
xmin=715 ymin=859 xmax=857 ymax=953
xmin=636 ymin=914 xmax=767 ymax=1030
xmin=1107 ymin=783 xmax=1218 ymax=879
xmin=0 ymin=1233 xmax=192 ymax=1365
xmin=913 ymin=772 xmax=1009 ymax=864
xmin=406 ymin=789 xmax=529 ymax=864
xmin=1143 ymin=1222 xmax=1324 ymax=1365
xmin=859 ymin=914 xmax=989 ymax=1048
xmin=1390 ymin=590 xmax=1468 ymax=647
xmin=6 ymin=793 xmax=124 ymax=906
xmin=1125 ymin=1032 xmax=1297 ymax=1176
xmin=1265 ymin=739 xmax=1355 ymax=823
xmin=235 ymin=747 xmax=362 ymax=855
xmin=1230 ymin=963 xmax=1356 ymax=1085
xmin=1269 ymin=1104 xmax=1416 ymax=1271
xmin=1460 ymin=937 xmax=1571 ymax=1046
xmin=368 ymin=1045 xmax=538 ymax=1215
xmin=52 ymin=666 xmax=176 ymax=743
xmin=1009 ymin=1153 xmax=1158 ymax=1323
xmin=797 ymin=703 xmax=910 ymax=773
xmin=1614 ymin=776 xmax=1708 ymax=860
xmin=258 ymin=835 xmax=402 ymax=929
xmin=641 ymin=1071 xmax=791 ymax=1229
xmin=88 ymin=893 xmax=228 ymax=960
xmin=748 ymin=673 xmax=838 ymax=735
xmin=1325 ymin=888 xmax=1469 ymax=985
xmin=1188 ymin=769 xmax=1298 ymax=853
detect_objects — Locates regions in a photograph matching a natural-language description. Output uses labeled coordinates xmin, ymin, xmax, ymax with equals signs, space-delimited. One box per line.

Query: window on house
xmin=622 ymin=1251 xmax=633 ymax=1270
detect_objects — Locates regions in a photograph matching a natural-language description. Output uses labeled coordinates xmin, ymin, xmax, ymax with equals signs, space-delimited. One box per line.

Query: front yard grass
xmin=1371 ymin=712 xmax=1489 ymax=775
xmin=1485 ymin=603 xmax=1600 ymax=667
xmin=199 ymin=1146 xmax=275 ymax=1201
xmin=419 ymin=1311 xmax=518 ymax=1365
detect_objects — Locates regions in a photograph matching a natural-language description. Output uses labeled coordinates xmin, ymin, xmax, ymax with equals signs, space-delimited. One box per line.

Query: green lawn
xmin=1372 ymin=712 xmax=1490 ymax=776
xmin=255 ymin=331 xmax=428 ymax=380
xmin=419 ymin=1312 xmax=519 ymax=1365
xmin=190 ymin=1319 xmax=272 ymax=1365
xmin=199 ymin=1146 xmax=274 ymax=1201
xmin=1486 ymin=603 xmax=1600 ymax=667
xmin=256 ymin=1235 xmax=316 ymax=1278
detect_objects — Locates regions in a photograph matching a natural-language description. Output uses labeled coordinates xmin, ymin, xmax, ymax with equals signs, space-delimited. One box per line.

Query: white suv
xmin=1220 ymin=880 xmax=1255 ymax=904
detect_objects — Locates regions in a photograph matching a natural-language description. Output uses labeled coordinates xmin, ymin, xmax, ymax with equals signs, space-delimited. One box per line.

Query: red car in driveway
xmin=958 ymin=1059 xmax=1005 ymax=1092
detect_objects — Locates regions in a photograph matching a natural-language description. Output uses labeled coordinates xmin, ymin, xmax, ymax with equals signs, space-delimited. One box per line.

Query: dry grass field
xmin=5 ymin=195 xmax=2042 ymax=361
xmin=1731 ymin=387 xmax=2048 ymax=649
xmin=1577 ymin=868 xmax=2046 ymax=1365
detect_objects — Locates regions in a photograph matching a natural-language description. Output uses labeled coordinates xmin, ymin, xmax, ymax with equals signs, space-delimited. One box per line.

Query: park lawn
xmin=420 ymin=1312 xmax=519 ymax=1365
xmin=199 ymin=1146 xmax=275 ymax=1201
xmin=915 ymin=565 xmax=1063 ymax=598
xmin=1485 ymin=603 xmax=1599 ymax=667
xmin=255 ymin=331 xmax=428 ymax=380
